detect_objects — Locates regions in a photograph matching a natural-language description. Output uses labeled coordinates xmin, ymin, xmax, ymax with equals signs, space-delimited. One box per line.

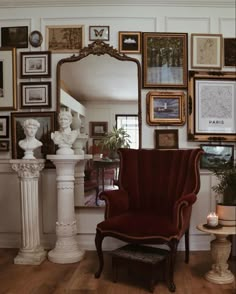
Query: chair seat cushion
xmin=97 ymin=211 xmax=179 ymax=240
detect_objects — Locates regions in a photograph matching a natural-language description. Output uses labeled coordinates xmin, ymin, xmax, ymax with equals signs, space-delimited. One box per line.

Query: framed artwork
xmin=29 ymin=30 xmax=43 ymax=48
xmin=200 ymin=144 xmax=234 ymax=169
xmin=90 ymin=121 xmax=108 ymax=138
xmin=20 ymin=51 xmax=51 ymax=78
xmin=0 ymin=116 xmax=9 ymax=138
xmin=1 ymin=26 xmax=28 ymax=48
xmin=223 ymin=38 xmax=236 ymax=67
xmin=142 ymin=32 xmax=188 ymax=88
xmin=119 ymin=31 xmax=141 ymax=54
xmin=155 ymin=129 xmax=179 ymax=149
xmin=146 ymin=91 xmax=186 ymax=126
xmin=20 ymin=82 xmax=51 ymax=109
xmin=11 ymin=112 xmax=56 ymax=163
xmin=0 ymin=48 xmax=17 ymax=110
xmin=89 ymin=26 xmax=110 ymax=41
xmin=188 ymin=71 xmax=236 ymax=142
xmin=191 ymin=34 xmax=222 ymax=69
xmin=0 ymin=140 xmax=9 ymax=152
xmin=46 ymin=25 xmax=84 ymax=53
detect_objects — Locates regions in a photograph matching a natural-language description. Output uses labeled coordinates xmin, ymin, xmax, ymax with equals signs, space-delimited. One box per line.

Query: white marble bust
xmin=51 ymin=110 xmax=79 ymax=155
xmin=18 ymin=119 xmax=43 ymax=159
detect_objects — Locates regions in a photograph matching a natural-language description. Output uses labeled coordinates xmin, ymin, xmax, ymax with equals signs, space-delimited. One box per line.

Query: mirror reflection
xmin=57 ymin=41 xmax=142 ymax=207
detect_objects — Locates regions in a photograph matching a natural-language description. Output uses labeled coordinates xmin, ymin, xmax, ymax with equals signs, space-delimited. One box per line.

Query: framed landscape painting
xmin=142 ymin=32 xmax=188 ymax=88
xmin=155 ymin=129 xmax=179 ymax=149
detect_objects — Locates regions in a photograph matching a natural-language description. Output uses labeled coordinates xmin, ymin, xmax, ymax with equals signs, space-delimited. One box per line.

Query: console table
xmin=197 ymin=224 xmax=236 ymax=284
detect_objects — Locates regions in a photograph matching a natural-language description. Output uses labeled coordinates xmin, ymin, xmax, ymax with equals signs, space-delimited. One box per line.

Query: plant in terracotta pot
xmin=100 ymin=126 xmax=131 ymax=159
xmin=211 ymin=160 xmax=236 ymax=226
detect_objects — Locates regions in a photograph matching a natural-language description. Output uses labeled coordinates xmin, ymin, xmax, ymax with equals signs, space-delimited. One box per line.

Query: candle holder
xmin=207 ymin=212 xmax=219 ymax=227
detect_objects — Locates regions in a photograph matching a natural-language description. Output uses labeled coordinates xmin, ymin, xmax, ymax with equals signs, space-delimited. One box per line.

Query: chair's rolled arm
xmin=99 ymin=189 xmax=129 ymax=219
xmin=173 ymin=193 xmax=197 ymax=231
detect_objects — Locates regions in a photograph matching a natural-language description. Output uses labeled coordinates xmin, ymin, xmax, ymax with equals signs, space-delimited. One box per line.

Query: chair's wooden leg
xmin=94 ymin=230 xmax=104 ymax=278
xmin=166 ymin=239 xmax=178 ymax=292
xmin=185 ymin=228 xmax=189 ymax=264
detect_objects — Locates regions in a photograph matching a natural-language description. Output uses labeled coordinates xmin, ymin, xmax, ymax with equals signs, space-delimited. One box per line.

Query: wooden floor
xmin=0 ymin=249 xmax=235 ymax=294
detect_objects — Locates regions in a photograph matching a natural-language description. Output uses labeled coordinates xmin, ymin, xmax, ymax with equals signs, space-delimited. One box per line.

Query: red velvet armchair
xmin=94 ymin=148 xmax=203 ymax=291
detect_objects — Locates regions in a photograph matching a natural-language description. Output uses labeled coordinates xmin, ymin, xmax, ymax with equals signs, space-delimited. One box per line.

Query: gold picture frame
xmin=119 ymin=31 xmax=141 ymax=54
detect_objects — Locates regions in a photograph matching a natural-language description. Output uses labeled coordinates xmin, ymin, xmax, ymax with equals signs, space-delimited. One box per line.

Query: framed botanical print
xmin=89 ymin=26 xmax=110 ymax=41
xmin=188 ymin=71 xmax=236 ymax=142
xmin=119 ymin=31 xmax=141 ymax=54
xmin=0 ymin=48 xmax=17 ymax=110
xmin=20 ymin=51 xmax=51 ymax=78
xmin=191 ymin=34 xmax=223 ymax=69
xmin=146 ymin=91 xmax=186 ymax=126
xmin=142 ymin=32 xmax=188 ymax=88
xmin=155 ymin=129 xmax=179 ymax=149
xmin=1 ymin=26 xmax=28 ymax=48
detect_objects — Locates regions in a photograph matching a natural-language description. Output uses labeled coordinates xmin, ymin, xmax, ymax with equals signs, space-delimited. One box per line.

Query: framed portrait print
xmin=155 ymin=129 xmax=179 ymax=149
xmin=11 ymin=112 xmax=56 ymax=163
xmin=90 ymin=121 xmax=108 ymax=138
xmin=0 ymin=116 xmax=9 ymax=138
xmin=146 ymin=91 xmax=186 ymax=126
xmin=200 ymin=144 xmax=234 ymax=169
xmin=46 ymin=25 xmax=84 ymax=53
xmin=142 ymin=32 xmax=188 ymax=88
xmin=119 ymin=31 xmax=141 ymax=54
xmin=20 ymin=82 xmax=51 ymax=108
xmin=0 ymin=140 xmax=9 ymax=152
xmin=223 ymin=38 xmax=236 ymax=67
xmin=29 ymin=30 xmax=43 ymax=48
xmin=191 ymin=34 xmax=223 ymax=69
xmin=0 ymin=48 xmax=17 ymax=110
xmin=188 ymin=71 xmax=236 ymax=142
xmin=1 ymin=26 xmax=28 ymax=48
xmin=89 ymin=26 xmax=109 ymax=41
xmin=20 ymin=51 xmax=51 ymax=78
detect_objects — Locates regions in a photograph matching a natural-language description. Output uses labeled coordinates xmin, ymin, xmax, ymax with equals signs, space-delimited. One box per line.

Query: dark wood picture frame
xmin=90 ymin=121 xmax=108 ymax=138
xmin=29 ymin=30 xmax=43 ymax=48
xmin=20 ymin=82 xmax=51 ymax=109
xmin=89 ymin=26 xmax=110 ymax=41
xmin=223 ymin=38 xmax=236 ymax=67
xmin=119 ymin=31 xmax=141 ymax=54
xmin=11 ymin=112 xmax=56 ymax=165
xmin=188 ymin=71 xmax=236 ymax=142
xmin=20 ymin=51 xmax=51 ymax=78
xmin=0 ymin=116 xmax=9 ymax=138
xmin=0 ymin=140 xmax=9 ymax=152
xmin=142 ymin=32 xmax=188 ymax=88
xmin=146 ymin=91 xmax=186 ymax=126
xmin=1 ymin=26 xmax=28 ymax=48
xmin=155 ymin=129 xmax=179 ymax=149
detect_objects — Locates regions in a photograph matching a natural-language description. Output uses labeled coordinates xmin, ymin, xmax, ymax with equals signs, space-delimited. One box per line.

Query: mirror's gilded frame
xmin=57 ymin=40 xmax=142 ymax=148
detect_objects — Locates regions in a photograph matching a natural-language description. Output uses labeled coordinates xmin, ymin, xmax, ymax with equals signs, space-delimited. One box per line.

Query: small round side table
xmin=197 ymin=224 xmax=236 ymax=284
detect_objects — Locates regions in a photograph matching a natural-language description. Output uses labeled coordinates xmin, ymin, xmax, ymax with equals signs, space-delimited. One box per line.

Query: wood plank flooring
xmin=0 ymin=249 xmax=235 ymax=294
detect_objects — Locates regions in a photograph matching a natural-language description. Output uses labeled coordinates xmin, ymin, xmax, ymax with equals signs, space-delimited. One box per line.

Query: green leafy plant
xmin=100 ymin=126 xmax=131 ymax=158
xmin=211 ymin=161 xmax=236 ymax=205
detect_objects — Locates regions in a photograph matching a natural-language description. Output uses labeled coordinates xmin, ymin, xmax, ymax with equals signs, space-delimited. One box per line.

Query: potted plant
xmin=100 ymin=126 xmax=131 ymax=159
xmin=211 ymin=161 xmax=236 ymax=226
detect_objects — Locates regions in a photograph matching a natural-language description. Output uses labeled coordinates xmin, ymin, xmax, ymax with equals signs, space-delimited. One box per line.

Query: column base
xmin=205 ymin=270 xmax=235 ymax=284
xmin=14 ymin=247 xmax=47 ymax=265
xmin=48 ymin=247 xmax=84 ymax=264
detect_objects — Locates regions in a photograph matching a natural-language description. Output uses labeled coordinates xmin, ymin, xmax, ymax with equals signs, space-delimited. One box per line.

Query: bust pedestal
xmin=10 ymin=159 xmax=46 ymax=265
xmin=47 ymin=154 xmax=85 ymax=264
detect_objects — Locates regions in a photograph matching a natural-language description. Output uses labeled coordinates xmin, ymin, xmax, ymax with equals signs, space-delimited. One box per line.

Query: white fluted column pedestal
xmin=47 ymin=154 xmax=85 ymax=264
xmin=10 ymin=159 xmax=46 ymax=265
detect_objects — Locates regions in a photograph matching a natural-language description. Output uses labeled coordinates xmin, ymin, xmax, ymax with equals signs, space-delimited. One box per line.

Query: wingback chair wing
xmin=95 ymin=148 xmax=203 ymax=291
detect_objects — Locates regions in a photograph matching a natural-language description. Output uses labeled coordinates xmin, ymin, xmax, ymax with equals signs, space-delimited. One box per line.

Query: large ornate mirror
xmin=57 ymin=41 xmax=142 ymax=207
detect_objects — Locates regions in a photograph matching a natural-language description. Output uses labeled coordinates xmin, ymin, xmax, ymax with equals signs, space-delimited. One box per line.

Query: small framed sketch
xmin=155 ymin=129 xmax=179 ymax=149
xmin=191 ymin=33 xmax=223 ymax=69
xmin=119 ymin=31 xmax=141 ymax=54
xmin=46 ymin=25 xmax=84 ymax=53
xmin=223 ymin=38 xmax=236 ymax=67
xmin=20 ymin=51 xmax=51 ymax=78
xmin=146 ymin=91 xmax=186 ymax=126
xmin=20 ymin=82 xmax=51 ymax=108
xmin=200 ymin=144 xmax=234 ymax=169
xmin=29 ymin=30 xmax=43 ymax=48
xmin=89 ymin=26 xmax=109 ymax=41
xmin=0 ymin=141 xmax=9 ymax=152
xmin=90 ymin=121 xmax=108 ymax=138
xmin=0 ymin=48 xmax=17 ymax=110
xmin=0 ymin=116 xmax=9 ymax=138
xmin=1 ymin=26 xmax=28 ymax=48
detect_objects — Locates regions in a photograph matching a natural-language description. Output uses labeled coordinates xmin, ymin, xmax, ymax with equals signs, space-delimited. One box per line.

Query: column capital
xmin=10 ymin=159 xmax=45 ymax=179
